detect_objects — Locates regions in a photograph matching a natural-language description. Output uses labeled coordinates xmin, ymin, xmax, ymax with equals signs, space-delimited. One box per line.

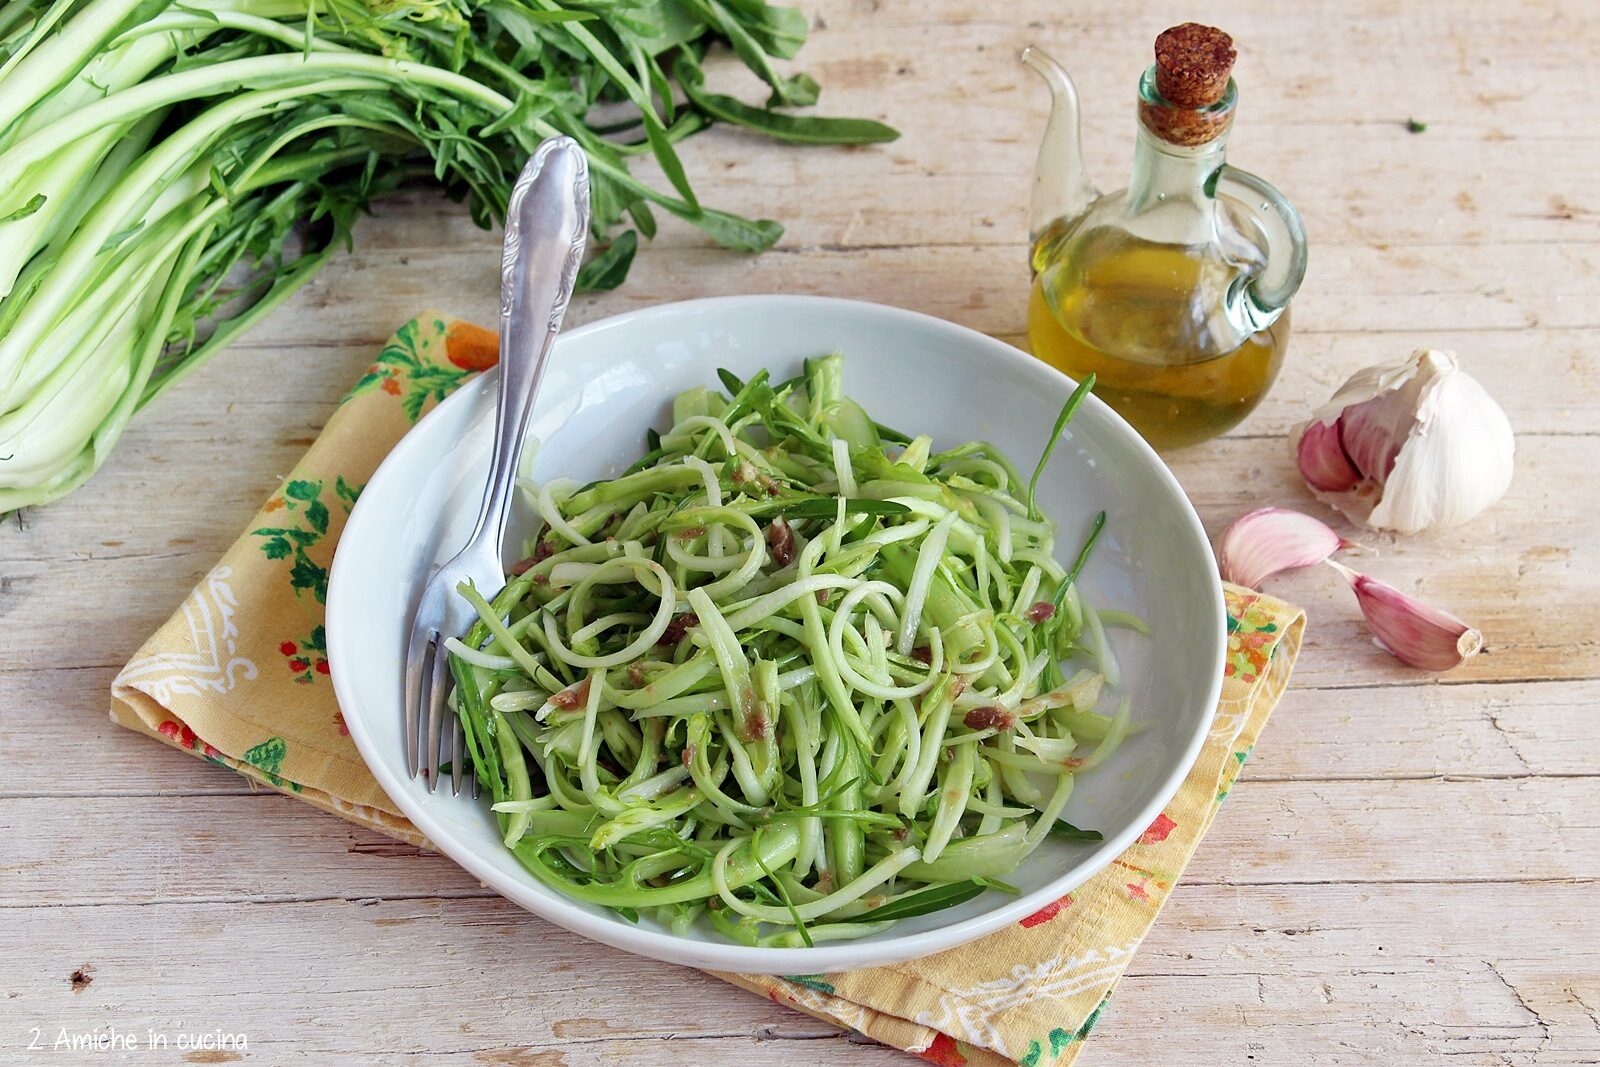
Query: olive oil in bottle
xmin=1027 ymin=229 xmax=1289 ymax=450
xmin=1021 ymin=25 xmax=1305 ymax=450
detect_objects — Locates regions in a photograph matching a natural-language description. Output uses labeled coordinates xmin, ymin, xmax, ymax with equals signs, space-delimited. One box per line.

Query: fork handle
xmin=471 ymin=136 xmax=591 ymax=556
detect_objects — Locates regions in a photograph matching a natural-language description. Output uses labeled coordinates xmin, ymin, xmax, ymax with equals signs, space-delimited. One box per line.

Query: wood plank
xmin=1245 ymin=680 xmax=1600 ymax=782
xmin=1096 ymin=881 xmax=1600 ymax=1066
xmin=1 ymin=669 xmax=260 ymax=797
xmin=0 ymin=894 xmax=906 ymax=1066
xmin=4 ymin=777 xmax=1595 ymax=909
xmin=2 ymin=883 xmax=1591 ymax=1065
xmin=1185 ymin=777 xmax=1600 ymax=886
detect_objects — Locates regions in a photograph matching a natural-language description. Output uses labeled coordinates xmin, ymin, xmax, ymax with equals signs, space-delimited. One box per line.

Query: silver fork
xmin=404 ymin=136 xmax=590 ymax=794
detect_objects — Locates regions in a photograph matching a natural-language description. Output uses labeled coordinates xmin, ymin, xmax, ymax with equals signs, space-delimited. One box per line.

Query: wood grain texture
xmin=3 ymin=0 xmax=1598 ymax=1063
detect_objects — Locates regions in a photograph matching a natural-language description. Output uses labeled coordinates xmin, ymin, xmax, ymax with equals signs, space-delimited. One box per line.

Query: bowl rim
xmin=328 ymin=293 xmax=1226 ymax=973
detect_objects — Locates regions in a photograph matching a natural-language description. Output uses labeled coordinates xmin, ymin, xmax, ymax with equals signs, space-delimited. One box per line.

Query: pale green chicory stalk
xmin=0 ymin=0 xmax=897 ymax=512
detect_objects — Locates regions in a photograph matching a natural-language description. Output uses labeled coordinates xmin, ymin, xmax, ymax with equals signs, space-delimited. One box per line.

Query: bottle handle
xmin=1215 ymin=164 xmax=1308 ymax=322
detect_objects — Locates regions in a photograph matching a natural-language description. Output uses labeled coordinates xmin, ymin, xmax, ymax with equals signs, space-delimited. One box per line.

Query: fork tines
xmin=405 ymin=628 xmax=476 ymax=797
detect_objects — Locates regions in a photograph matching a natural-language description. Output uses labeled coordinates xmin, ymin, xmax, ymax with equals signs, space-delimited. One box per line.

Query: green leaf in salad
xmin=838 ymin=879 xmax=989 ymax=923
xmin=1047 ymin=820 xmax=1104 ymax=842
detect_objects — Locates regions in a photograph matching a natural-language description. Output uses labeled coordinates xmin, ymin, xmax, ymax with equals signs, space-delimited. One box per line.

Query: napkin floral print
xmin=347 ymin=317 xmax=498 ymax=420
xmin=108 ymin=315 xmax=500 ymax=839
xmin=109 ymin=314 xmax=1305 ymax=1066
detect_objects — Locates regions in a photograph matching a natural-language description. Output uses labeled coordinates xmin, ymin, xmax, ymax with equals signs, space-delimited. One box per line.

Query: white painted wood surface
xmin=3 ymin=1 xmax=1597 ymax=1063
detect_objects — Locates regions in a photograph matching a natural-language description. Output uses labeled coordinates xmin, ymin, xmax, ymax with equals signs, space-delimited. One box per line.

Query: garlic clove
xmin=1295 ymin=419 xmax=1361 ymax=492
xmin=1325 ymin=559 xmax=1483 ymax=671
xmin=1216 ymin=507 xmax=1352 ymax=589
xmin=1291 ymin=348 xmax=1515 ymax=535
xmin=1337 ymin=392 xmax=1408 ymax=482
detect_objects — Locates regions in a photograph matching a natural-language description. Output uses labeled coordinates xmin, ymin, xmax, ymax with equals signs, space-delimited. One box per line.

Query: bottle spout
xmin=1023 ymin=45 xmax=1097 ymax=246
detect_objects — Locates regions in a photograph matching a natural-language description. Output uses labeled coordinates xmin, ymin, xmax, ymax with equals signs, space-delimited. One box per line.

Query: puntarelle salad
xmin=444 ymin=356 xmax=1144 ymax=947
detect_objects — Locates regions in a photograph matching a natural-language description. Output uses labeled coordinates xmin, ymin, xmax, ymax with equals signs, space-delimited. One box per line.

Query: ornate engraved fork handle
xmin=474 ymin=137 xmax=590 ymax=555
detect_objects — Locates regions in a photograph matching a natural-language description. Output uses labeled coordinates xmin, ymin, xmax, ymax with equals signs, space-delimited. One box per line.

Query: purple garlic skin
xmin=1216 ymin=508 xmax=1351 ymax=588
xmin=1215 ymin=507 xmax=1483 ymax=673
xmin=1292 ymin=349 xmax=1514 ymax=535
xmin=1326 ymin=561 xmax=1483 ymax=671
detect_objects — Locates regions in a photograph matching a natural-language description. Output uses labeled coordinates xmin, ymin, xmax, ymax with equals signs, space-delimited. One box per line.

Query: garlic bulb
xmin=1292 ymin=349 xmax=1514 ymax=534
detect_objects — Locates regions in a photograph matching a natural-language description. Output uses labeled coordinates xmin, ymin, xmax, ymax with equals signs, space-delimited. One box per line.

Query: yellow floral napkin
xmin=111 ymin=314 xmax=1305 ymax=1067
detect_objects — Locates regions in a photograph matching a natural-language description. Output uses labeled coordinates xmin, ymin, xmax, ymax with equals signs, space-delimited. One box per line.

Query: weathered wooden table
xmin=5 ymin=1 xmax=1597 ymax=1063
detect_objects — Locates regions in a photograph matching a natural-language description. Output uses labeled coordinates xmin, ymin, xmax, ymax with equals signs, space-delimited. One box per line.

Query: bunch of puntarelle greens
xmin=0 ymin=0 xmax=895 ymax=513
xmin=446 ymin=357 xmax=1142 ymax=946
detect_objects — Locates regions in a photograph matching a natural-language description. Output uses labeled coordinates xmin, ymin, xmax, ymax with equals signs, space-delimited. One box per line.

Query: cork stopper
xmin=1140 ymin=23 xmax=1238 ymax=147
xmin=1153 ymin=24 xmax=1235 ymax=107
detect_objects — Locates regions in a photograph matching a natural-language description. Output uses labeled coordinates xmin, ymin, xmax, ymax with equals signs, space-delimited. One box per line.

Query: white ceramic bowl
xmin=328 ymin=295 xmax=1224 ymax=974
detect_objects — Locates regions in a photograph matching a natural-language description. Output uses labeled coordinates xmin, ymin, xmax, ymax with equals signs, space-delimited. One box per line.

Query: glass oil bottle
xmin=1023 ymin=25 xmax=1307 ymax=449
